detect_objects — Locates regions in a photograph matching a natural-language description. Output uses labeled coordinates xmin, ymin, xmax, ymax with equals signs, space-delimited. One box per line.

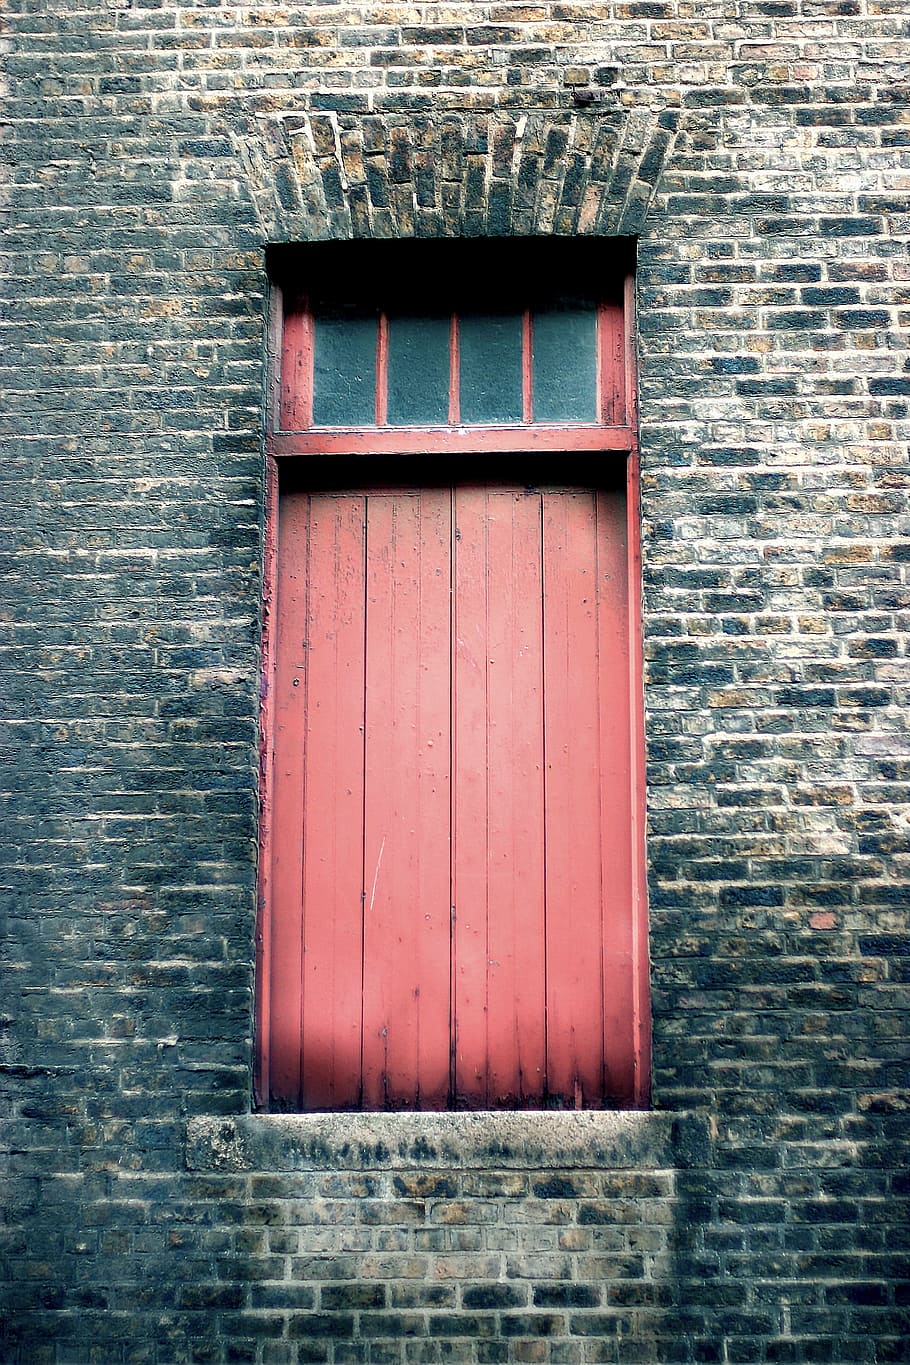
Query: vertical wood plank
xmin=542 ymin=490 xmax=606 ymax=1106
xmin=594 ymin=488 xmax=636 ymax=1104
xmin=266 ymin=288 xmax=285 ymax=435
xmin=483 ymin=489 xmax=547 ymax=1105
xmin=451 ymin=487 xmax=490 ymax=1103
xmin=521 ymin=311 xmax=533 ymax=423
xmin=268 ymin=492 xmax=311 ymax=1106
xmin=361 ymin=490 xmax=452 ymax=1108
xmin=453 ymin=488 xmax=547 ymax=1107
xmin=299 ymin=494 xmax=368 ymax=1109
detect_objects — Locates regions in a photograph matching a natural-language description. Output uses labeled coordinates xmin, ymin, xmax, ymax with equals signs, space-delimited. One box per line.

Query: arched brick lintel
xmin=235 ymin=107 xmax=681 ymax=243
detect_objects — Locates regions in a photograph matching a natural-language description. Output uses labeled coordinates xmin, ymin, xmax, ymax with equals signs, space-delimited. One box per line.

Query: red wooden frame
xmin=256 ymin=270 xmax=649 ymax=1109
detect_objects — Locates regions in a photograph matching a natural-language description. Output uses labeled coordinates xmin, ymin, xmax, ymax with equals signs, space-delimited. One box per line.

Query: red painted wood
xmin=268 ymin=491 xmax=310 ymax=1105
xmin=360 ymin=491 xmax=452 ymax=1109
xmin=451 ymin=489 xmax=488 ymax=1103
xmin=598 ymin=301 xmax=626 ymax=426
xmin=448 ymin=315 xmax=460 ymax=426
xmin=484 ymin=489 xmax=546 ymax=1104
xmin=522 ymin=311 xmax=533 ymax=423
xmin=298 ymin=495 xmax=368 ymax=1109
xmin=624 ymin=273 xmax=638 ymax=432
xmin=266 ymin=477 xmax=644 ymax=1110
xmin=269 ymin=426 xmax=633 ymax=458
xmin=280 ymin=307 xmax=313 ymax=431
xmin=542 ymin=491 xmax=606 ymax=1106
xmin=594 ymin=489 xmax=636 ymax=1103
xmin=453 ymin=489 xmax=547 ymax=1106
xmin=376 ymin=313 xmax=389 ymax=426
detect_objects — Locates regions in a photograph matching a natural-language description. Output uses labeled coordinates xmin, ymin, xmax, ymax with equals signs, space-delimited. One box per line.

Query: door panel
xmin=361 ymin=492 xmax=452 ymax=1109
xmin=269 ymin=479 xmax=634 ymax=1110
xmin=453 ymin=489 xmax=547 ymax=1107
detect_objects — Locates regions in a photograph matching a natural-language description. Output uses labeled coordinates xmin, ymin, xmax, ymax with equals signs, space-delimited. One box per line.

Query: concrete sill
xmin=185 ymin=1111 xmax=708 ymax=1173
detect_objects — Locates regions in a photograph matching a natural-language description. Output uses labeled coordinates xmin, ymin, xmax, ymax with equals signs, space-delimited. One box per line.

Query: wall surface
xmin=2 ymin=2 xmax=909 ymax=1362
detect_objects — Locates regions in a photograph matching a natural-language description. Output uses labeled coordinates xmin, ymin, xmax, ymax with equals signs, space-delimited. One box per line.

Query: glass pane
xmin=387 ymin=316 xmax=450 ymax=426
xmin=532 ymin=309 xmax=597 ymax=423
xmin=459 ymin=315 xmax=523 ymax=425
xmin=313 ymin=314 xmax=377 ymax=427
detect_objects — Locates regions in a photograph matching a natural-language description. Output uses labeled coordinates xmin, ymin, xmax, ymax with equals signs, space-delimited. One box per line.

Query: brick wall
xmin=2 ymin=2 xmax=908 ymax=1363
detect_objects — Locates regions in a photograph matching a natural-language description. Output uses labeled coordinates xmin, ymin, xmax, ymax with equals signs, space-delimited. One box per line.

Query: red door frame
xmin=255 ymin=273 xmax=650 ymax=1109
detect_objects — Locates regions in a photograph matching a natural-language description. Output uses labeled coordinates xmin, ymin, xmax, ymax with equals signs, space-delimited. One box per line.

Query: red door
xmin=267 ymin=480 xmax=636 ymax=1110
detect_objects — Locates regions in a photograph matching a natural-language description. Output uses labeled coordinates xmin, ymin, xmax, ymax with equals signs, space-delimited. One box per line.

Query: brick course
xmin=2 ymin=1 xmax=909 ymax=1362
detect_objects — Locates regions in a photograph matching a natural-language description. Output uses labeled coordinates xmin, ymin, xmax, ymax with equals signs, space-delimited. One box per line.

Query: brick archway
xmin=232 ymin=106 xmax=680 ymax=242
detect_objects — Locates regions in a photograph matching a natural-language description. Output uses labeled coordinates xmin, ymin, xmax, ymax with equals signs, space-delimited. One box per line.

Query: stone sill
xmin=185 ymin=1111 xmax=708 ymax=1173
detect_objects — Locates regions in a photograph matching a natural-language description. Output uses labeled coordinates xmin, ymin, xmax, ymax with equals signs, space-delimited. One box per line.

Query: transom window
xmin=271 ymin=238 xmax=633 ymax=452
xmin=285 ymin=301 xmax=619 ymax=430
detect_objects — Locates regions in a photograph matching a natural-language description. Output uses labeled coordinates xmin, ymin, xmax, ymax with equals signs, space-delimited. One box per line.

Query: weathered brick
xmin=3 ymin=3 xmax=908 ymax=1364
xmin=462 ymin=1283 xmax=528 ymax=1310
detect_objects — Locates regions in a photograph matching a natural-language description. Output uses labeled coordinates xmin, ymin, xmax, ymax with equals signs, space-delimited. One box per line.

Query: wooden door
xmin=267 ymin=480 xmax=636 ymax=1110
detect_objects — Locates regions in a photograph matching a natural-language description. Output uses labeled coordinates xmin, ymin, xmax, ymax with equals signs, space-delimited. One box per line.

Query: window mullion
xmin=448 ymin=314 xmax=460 ymax=426
xmin=522 ymin=309 xmax=533 ymax=424
xmin=376 ymin=312 xmax=389 ymax=427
